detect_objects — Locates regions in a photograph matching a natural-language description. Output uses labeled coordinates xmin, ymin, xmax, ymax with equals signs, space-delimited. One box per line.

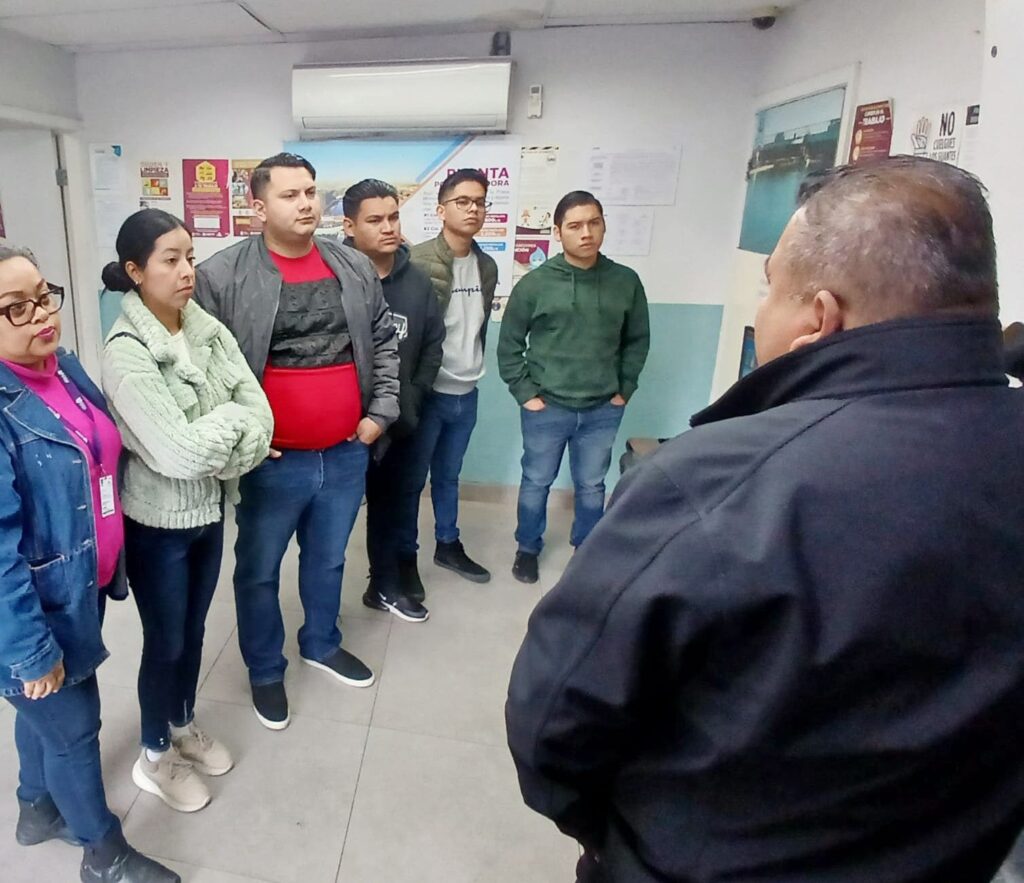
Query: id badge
xmin=99 ymin=474 xmax=116 ymax=518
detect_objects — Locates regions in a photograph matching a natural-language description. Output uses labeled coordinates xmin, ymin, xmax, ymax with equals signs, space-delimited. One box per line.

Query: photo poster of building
xmin=738 ymin=85 xmax=848 ymax=255
xmin=283 ymin=136 xmax=521 ymax=305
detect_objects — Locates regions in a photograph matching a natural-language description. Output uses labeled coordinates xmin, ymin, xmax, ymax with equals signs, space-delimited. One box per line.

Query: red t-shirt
xmin=263 ymin=247 xmax=363 ymax=450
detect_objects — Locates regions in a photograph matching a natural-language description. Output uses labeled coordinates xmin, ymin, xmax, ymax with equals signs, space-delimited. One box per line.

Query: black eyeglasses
xmin=1 ymin=285 xmax=65 ymax=327
xmin=442 ymin=197 xmax=492 ymax=212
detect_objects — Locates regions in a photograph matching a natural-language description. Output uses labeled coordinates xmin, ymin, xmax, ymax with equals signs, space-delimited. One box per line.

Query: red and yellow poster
xmin=849 ymin=101 xmax=894 ymax=165
xmin=230 ymin=159 xmax=263 ymax=237
xmin=182 ymin=159 xmax=230 ymax=237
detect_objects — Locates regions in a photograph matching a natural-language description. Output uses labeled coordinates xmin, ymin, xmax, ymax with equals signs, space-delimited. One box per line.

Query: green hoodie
xmin=498 ymin=253 xmax=650 ymax=410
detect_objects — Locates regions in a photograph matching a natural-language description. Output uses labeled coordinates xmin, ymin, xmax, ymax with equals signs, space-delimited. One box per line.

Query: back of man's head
xmin=788 ymin=156 xmax=998 ymax=321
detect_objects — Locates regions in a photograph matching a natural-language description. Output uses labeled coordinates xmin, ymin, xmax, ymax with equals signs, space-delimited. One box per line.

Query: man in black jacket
xmin=342 ymin=179 xmax=445 ymax=623
xmin=506 ymin=156 xmax=1024 ymax=883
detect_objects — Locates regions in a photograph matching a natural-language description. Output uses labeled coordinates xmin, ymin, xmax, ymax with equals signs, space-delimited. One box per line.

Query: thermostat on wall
xmin=528 ymin=84 xmax=543 ymax=119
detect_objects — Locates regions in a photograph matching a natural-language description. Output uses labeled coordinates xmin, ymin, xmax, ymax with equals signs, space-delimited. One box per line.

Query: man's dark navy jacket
xmin=507 ymin=316 xmax=1024 ymax=882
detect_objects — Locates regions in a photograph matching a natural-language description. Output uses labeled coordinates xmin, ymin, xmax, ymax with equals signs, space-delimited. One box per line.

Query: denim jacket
xmin=0 ymin=350 xmax=127 ymax=698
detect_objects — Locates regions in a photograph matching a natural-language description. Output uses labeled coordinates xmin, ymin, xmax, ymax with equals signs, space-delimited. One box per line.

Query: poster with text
xmin=182 ymin=159 xmax=230 ymax=238
xmin=739 ymin=86 xmax=847 ymax=255
xmin=586 ymin=146 xmax=681 ymax=205
xmin=902 ymin=104 xmax=981 ymax=172
xmin=283 ymin=136 xmax=521 ymax=306
xmin=849 ymin=100 xmax=893 ymax=165
xmin=230 ymin=159 xmax=263 ymax=237
xmin=139 ymin=162 xmax=170 ymax=208
xmin=511 ymin=145 xmax=560 ymax=288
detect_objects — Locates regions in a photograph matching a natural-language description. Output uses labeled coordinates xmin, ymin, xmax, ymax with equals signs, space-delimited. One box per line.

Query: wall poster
xmin=283 ymin=136 xmax=521 ymax=309
xmin=849 ymin=100 xmax=894 ymax=165
xmin=182 ymin=159 xmax=230 ymax=238
xmin=511 ymin=145 xmax=560 ymax=297
xmin=230 ymin=159 xmax=263 ymax=237
xmin=139 ymin=161 xmax=170 ymax=208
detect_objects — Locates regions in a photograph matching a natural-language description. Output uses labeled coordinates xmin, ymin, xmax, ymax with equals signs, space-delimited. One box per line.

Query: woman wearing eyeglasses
xmin=101 ymin=210 xmax=272 ymax=813
xmin=0 ymin=245 xmax=179 ymax=882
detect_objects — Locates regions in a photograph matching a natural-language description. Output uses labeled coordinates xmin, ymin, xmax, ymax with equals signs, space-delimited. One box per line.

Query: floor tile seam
xmin=365 ymin=721 xmax=509 ymax=752
xmin=196 ymin=625 xmax=239 ymax=695
xmin=334 ymin=615 xmax=393 ymax=881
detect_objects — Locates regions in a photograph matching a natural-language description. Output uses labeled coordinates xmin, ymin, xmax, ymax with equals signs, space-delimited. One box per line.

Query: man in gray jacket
xmin=194 ymin=152 xmax=398 ymax=731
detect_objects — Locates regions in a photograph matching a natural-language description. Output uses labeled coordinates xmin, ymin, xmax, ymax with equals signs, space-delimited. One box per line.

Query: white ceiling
xmin=0 ymin=1 xmax=803 ymax=52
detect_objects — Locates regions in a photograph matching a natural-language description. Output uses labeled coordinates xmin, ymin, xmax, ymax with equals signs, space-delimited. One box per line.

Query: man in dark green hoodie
xmin=498 ymin=191 xmax=650 ymax=583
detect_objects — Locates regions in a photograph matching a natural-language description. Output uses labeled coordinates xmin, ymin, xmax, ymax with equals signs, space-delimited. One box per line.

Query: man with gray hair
xmin=507 ymin=156 xmax=1024 ymax=882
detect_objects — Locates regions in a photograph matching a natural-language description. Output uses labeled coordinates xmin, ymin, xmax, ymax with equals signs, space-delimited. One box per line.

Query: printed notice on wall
xmin=511 ymin=145 xmax=560 ymax=292
xmin=849 ymin=100 xmax=893 ymax=165
xmin=230 ymin=159 xmax=263 ymax=237
xmin=88 ymin=144 xmax=128 ymax=249
xmin=182 ymin=159 xmax=230 ymax=238
xmin=585 ymin=146 xmax=681 ymax=206
xmin=902 ymin=104 xmax=981 ymax=172
xmin=139 ymin=162 xmax=171 ymax=208
xmin=601 ymin=206 xmax=655 ymax=257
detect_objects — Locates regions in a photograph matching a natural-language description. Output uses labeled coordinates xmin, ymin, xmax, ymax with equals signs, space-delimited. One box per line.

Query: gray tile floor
xmin=0 ymin=500 xmax=580 ymax=882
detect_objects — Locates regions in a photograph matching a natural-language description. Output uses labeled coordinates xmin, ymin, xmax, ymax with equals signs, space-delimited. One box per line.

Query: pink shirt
xmin=2 ymin=356 xmax=125 ymax=587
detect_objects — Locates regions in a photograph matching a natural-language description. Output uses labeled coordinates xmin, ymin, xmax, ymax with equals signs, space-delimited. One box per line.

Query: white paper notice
xmin=586 ymin=146 xmax=681 ymax=206
xmin=602 ymin=206 xmax=655 ymax=256
xmin=93 ymin=195 xmax=126 ymax=249
xmin=89 ymin=144 xmax=125 ymax=192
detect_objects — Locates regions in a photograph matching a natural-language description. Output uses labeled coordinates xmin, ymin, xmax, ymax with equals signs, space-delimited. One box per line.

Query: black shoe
xmin=80 ymin=845 xmax=180 ymax=883
xmin=398 ymin=557 xmax=426 ymax=603
xmin=378 ymin=591 xmax=430 ymax=624
xmin=16 ymin=794 xmax=81 ymax=846
xmin=302 ymin=647 xmax=375 ymax=688
xmin=512 ymin=551 xmax=539 ymax=584
xmin=434 ymin=541 xmax=491 ymax=583
xmin=81 ymin=828 xmax=179 ymax=883
xmin=362 ymin=586 xmax=387 ymax=612
xmin=251 ymin=681 xmax=290 ymax=731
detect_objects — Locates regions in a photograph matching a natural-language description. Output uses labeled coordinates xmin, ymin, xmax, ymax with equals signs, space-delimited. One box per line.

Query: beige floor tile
xmin=336 ymin=727 xmax=578 ymax=883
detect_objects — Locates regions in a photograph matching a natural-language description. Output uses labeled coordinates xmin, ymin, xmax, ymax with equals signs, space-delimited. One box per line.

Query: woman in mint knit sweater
xmin=101 ymin=210 xmax=273 ymax=814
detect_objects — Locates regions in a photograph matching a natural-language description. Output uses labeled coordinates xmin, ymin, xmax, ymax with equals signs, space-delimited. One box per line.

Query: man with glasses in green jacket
xmin=406 ymin=169 xmax=498 ymax=588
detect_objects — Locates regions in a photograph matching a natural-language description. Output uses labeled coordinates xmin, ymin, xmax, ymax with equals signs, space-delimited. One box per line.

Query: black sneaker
xmin=512 ymin=551 xmax=539 ymax=584
xmin=398 ymin=557 xmax=426 ymax=603
xmin=379 ymin=591 xmax=429 ymax=624
xmin=251 ymin=681 xmax=290 ymax=731
xmin=434 ymin=540 xmax=491 ymax=583
xmin=362 ymin=587 xmax=387 ymax=612
xmin=16 ymin=794 xmax=80 ymax=847
xmin=302 ymin=648 xmax=375 ymax=688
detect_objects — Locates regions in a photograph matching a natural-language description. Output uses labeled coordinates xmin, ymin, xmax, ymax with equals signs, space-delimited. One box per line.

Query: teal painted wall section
xmin=461 ymin=303 xmax=724 ymax=489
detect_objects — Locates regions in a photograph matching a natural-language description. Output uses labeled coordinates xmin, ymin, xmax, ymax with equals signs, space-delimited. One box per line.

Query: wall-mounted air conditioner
xmin=292 ymin=59 xmax=513 ymax=139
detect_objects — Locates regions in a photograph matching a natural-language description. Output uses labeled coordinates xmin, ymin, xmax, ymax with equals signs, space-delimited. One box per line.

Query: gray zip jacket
xmin=193 ymin=235 xmax=399 ymax=430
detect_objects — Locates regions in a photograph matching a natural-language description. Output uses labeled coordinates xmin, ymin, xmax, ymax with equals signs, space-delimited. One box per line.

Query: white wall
xmin=73 ymin=23 xmax=767 ymax=311
xmin=0 ymin=27 xmax=79 ymax=123
xmin=0 ymin=129 xmax=78 ymax=353
xmin=979 ymin=0 xmax=1024 ymax=322
xmin=709 ymin=0 xmax=988 ymax=399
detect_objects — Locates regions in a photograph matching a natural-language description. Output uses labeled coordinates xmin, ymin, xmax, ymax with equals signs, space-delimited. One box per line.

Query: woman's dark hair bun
xmin=101 ymin=261 xmax=134 ymax=293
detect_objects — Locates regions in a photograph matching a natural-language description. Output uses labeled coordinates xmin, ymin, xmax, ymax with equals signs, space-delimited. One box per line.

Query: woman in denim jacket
xmin=0 ymin=245 xmax=178 ymax=882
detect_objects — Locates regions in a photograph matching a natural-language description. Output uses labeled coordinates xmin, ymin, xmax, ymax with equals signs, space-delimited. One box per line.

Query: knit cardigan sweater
xmin=102 ymin=293 xmax=273 ymax=530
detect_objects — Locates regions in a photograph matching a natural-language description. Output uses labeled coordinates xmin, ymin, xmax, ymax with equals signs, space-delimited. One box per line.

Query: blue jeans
xmin=125 ymin=517 xmax=224 ymax=749
xmin=6 ymin=674 xmax=121 ymax=845
xmin=398 ymin=388 xmax=479 ymax=553
xmin=234 ymin=441 xmax=369 ymax=686
xmin=516 ymin=401 xmax=625 ymax=554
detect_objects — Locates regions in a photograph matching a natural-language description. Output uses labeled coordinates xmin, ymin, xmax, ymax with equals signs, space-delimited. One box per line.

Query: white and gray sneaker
xmin=172 ymin=721 xmax=233 ymax=776
xmin=131 ymin=746 xmax=211 ymax=813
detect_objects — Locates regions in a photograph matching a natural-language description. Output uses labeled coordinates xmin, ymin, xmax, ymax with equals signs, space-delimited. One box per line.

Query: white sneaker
xmin=172 ymin=721 xmax=234 ymax=776
xmin=131 ymin=746 xmax=211 ymax=813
